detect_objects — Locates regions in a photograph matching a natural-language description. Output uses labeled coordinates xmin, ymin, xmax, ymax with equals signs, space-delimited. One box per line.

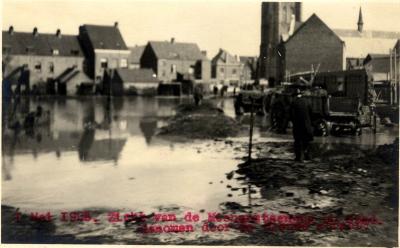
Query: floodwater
xmin=1 ymin=96 xmax=398 ymax=244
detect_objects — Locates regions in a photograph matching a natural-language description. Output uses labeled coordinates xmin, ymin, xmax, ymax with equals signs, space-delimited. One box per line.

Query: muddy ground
xmin=159 ymin=102 xmax=241 ymax=139
xmin=2 ymin=139 xmax=398 ymax=246
xmin=2 ymin=102 xmax=399 ymax=246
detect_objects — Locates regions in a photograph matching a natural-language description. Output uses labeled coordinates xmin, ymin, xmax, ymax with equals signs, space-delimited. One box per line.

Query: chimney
xmin=170 ymin=37 xmax=175 ymax=44
xmin=56 ymin=29 xmax=61 ymax=38
xmin=33 ymin=27 xmax=38 ymax=36
xmin=357 ymin=7 xmax=364 ymax=32
xmin=201 ymin=50 xmax=207 ymax=57
xmin=8 ymin=26 xmax=14 ymax=35
xmin=114 ymin=21 xmax=119 ymax=28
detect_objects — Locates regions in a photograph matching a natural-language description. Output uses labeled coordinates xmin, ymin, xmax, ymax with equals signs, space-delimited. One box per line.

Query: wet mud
xmin=159 ymin=102 xmax=241 ymax=139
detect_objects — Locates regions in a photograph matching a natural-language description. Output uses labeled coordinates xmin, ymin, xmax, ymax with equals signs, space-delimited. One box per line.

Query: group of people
xmin=192 ymin=80 xmax=315 ymax=162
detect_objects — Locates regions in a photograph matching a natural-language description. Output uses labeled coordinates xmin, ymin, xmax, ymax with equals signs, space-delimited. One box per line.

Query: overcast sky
xmin=2 ymin=0 xmax=400 ymax=57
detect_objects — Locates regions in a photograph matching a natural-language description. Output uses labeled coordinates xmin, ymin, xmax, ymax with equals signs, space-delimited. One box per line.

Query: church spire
xmin=357 ymin=7 xmax=364 ymax=32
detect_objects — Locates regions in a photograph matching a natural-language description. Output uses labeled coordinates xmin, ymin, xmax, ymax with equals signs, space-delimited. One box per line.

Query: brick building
xmin=2 ymin=26 xmax=91 ymax=96
xmin=284 ymin=14 xmax=346 ymax=76
xmin=78 ymin=22 xmax=130 ymax=85
xmin=211 ymin=49 xmax=242 ymax=84
xmin=140 ymin=38 xmax=211 ymax=83
xmin=283 ymin=9 xmax=400 ymax=78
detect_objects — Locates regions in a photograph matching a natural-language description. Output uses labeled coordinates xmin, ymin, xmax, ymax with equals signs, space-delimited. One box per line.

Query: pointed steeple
xmin=357 ymin=7 xmax=364 ymax=32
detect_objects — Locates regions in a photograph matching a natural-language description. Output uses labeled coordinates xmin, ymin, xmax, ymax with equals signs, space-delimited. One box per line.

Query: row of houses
xmin=2 ymin=23 xmax=257 ymax=96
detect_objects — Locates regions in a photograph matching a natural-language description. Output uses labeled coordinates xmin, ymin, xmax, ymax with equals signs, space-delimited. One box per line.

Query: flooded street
xmin=2 ymin=96 xmax=398 ymax=245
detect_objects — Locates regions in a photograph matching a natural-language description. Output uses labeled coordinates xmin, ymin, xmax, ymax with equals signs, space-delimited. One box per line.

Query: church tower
xmin=259 ymin=2 xmax=302 ymax=84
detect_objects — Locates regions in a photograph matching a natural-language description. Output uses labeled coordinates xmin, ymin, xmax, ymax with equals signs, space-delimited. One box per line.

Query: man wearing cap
xmin=290 ymin=88 xmax=314 ymax=162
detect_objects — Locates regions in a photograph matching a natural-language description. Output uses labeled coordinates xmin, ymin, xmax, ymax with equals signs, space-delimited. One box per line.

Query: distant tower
xmin=259 ymin=2 xmax=302 ymax=83
xmin=357 ymin=7 xmax=364 ymax=32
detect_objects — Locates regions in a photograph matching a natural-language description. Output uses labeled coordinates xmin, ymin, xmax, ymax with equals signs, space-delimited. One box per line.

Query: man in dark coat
xmin=290 ymin=89 xmax=314 ymax=162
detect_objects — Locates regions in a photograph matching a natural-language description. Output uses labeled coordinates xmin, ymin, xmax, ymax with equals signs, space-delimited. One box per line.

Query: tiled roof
xmin=149 ymin=41 xmax=204 ymax=60
xmin=333 ymin=29 xmax=400 ymax=39
xmin=333 ymin=29 xmax=400 ymax=58
xmin=116 ymin=68 xmax=158 ymax=83
xmin=79 ymin=24 xmax=128 ymax=50
xmin=128 ymin=45 xmax=145 ymax=64
xmin=341 ymin=36 xmax=398 ymax=58
xmin=2 ymin=30 xmax=83 ymax=57
xmin=212 ymin=49 xmax=240 ymax=65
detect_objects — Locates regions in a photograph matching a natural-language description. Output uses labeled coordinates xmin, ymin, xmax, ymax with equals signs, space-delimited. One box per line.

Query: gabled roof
xmin=116 ymin=68 xmax=158 ymax=83
xmin=332 ymin=28 xmax=400 ymax=59
xmin=79 ymin=24 xmax=128 ymax=50
xmin=212 ymin=48 xmax=241 ymax=65
xmin=148 ymin=41 xmax=204 ymax=61
xmin=284 ymin=14 xmax=343 ymax=45
xmin=128 ymin=45 xmax=145 ymax=64
xmin=2 ymin=30 xmax=83 ymax=57
xmin=335 ymin=32 xmax=399 ymax=58
xmin=333 ymin=29 xmax=400 ymax=39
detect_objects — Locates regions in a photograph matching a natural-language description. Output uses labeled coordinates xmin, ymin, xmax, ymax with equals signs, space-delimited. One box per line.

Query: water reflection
xmin=1 ymin=97 xmax=191 ymax=163
xmin=1 ymin=96 xmax=398 ymax=213
xmin=140 ymin=117 xmax=157 ymax=145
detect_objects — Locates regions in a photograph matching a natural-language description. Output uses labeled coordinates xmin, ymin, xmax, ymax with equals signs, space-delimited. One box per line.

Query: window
xmin=232 ymin=69 xmax=237 ymax=75
xmin=35 ymin=62 xmax=42 ymax=73
xmin=52 ymin=49 xmax=59 ymax=55
xmin=100 ymin=58 xmax=108 ymax=69
xmin=2 ymin=46 xmax=11 ymax=54
xmin=49 ymin=62 xmax=54 ymax=73
xmin=162 ymin=70 xmax=166 ymax=77
xmin=26 ymin=47 xmax=34 ymax=54
xmin=70 ymin=50 xmax=79 ymax=56
xmin=171 ymin=64 xmax=176 ymax=74
xmin=120 ymin=59 xmax=128 ymax=68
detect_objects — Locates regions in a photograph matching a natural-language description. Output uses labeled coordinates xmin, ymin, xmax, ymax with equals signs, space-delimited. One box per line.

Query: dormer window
xmin=52 ymin=49 xmax=59 ymax=55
